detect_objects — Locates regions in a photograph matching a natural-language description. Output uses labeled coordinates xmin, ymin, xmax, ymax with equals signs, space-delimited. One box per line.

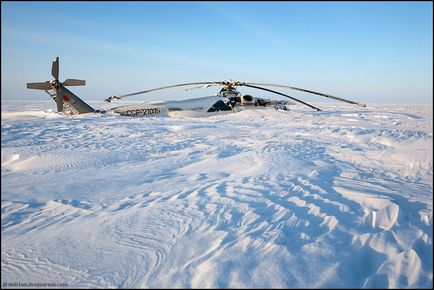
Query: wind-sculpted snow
xmin=1 ymin=102 xmax=432 ymax=288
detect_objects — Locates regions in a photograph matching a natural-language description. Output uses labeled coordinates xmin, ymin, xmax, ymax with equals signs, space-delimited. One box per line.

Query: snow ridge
xmin=1 ymin=102 xmax=432 ymax=288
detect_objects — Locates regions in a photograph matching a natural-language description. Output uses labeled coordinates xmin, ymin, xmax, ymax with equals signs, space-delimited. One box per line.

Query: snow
xmin=1 ymin=101 xmax=432 ymax=288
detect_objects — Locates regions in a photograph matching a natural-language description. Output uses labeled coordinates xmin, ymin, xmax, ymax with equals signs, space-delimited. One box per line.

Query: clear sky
xmin=1 ymin=1 xmax=433 ymax=103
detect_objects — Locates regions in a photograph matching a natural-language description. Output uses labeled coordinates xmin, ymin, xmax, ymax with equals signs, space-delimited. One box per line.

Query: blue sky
xmin=1 ymin=1 xmax=432 ymax=103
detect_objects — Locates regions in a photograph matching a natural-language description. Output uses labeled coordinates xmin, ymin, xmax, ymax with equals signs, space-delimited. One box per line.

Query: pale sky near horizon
xmin=1 ymin=1 xmax=433 ymax=103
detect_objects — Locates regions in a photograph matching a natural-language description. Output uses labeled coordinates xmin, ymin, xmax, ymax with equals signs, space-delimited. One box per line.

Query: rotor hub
xmin=50 ymin=80 xmax=61 ymax=89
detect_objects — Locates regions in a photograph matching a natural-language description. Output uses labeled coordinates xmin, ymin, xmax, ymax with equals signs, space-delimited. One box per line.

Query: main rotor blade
xmin=145 ymin=83 xmax=218 ymax=103
xmin=112 ymin=82 xmax=221 ymax=101
xmin=52 ymin=57 xmax=59 ymax=80
xmin=247 ymin=82 xmax=366 ymax=107
xmin=27 ymin=82 xmax=52 ymax=90
xmin=63 ymin=79 xmax=86 ymax=86
xmin=242 ymin=84 xmax=322 ymax=111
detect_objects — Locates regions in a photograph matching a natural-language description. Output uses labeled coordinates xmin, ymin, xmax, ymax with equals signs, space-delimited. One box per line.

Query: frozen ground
xmin=1 ymin=101 xmax=433 ymax=288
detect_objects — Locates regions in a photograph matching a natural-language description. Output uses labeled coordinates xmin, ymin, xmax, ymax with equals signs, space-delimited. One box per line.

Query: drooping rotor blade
xmin=52 ymin=57 xmax=59 ymax=80
xmin=185 ymin=83 xmax=216 ymax=91
xmin=242 ymin=84 xmax=322 ymax=111
xmin=27 ymin=82 xmax=52 ymax=90
xmin=141 ymin=83 xmax=219 ymax=104
xmin=106 ymin=81 xmax=221 ymax=102
xmin=247 ymin=82 xmax=366 ymax=107
xmin=63 ymin=79 xmax=86 ymax=86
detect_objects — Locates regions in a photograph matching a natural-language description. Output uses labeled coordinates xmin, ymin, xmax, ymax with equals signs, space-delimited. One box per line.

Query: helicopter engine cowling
xmin=242 ymin=95 xmax=254 ymax=105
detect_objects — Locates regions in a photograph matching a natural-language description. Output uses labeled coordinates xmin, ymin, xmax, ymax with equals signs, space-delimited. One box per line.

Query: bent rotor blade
xmin=141 ymin=83 xmax=219 ymax=104
xmin=242 ymin=84 xmax=322 ymax=111
xmin=185 ymin=83 xmax=216 ymax=91
xmin=247 ymin=82 xmax=366 ymax=107
xmin=111 ymin=82 xmax=221 ymax=101
xmin=52 ymin=57 xmax=59 ymax=80
xmin=27 ymin=82 xmax=52 ymax=90
xmin=63 ymin=79 xmax=86 ymax=86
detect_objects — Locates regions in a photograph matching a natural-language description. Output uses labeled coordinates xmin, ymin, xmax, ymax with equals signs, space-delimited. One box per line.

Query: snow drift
xmin=1 ymin=101 xmax=432 ymax=288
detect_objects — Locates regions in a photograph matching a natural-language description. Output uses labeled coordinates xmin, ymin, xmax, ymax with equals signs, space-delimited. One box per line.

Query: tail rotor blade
xmin=63 ymin=79 xmax=86 ymax=86
xmin=52 ymin=57 xmax=59 ymax=80
xmin=27 ymin=82 xmax=52 ymax=90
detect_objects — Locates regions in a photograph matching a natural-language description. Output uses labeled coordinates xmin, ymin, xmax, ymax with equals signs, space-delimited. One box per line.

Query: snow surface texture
xmin=1 ymin=101 xmax=433 ymax=288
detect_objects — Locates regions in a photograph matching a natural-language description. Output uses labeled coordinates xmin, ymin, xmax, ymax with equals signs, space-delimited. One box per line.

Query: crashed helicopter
xmin=27 ymin=57 xmax=366 ymax=117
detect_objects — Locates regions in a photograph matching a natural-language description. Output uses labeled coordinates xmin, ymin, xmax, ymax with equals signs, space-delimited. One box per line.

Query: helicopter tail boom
xmin=27 ymin=57 xmax=94 ymax=115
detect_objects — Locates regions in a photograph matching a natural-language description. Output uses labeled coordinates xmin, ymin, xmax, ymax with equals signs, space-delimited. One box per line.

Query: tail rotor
xmin=27 ymin=57 xmax=93 ymax=114
xmin=27 ymin=57 xmax=87 ymax=113
xmin=52 ymin=56 xmax=59 ymax=80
